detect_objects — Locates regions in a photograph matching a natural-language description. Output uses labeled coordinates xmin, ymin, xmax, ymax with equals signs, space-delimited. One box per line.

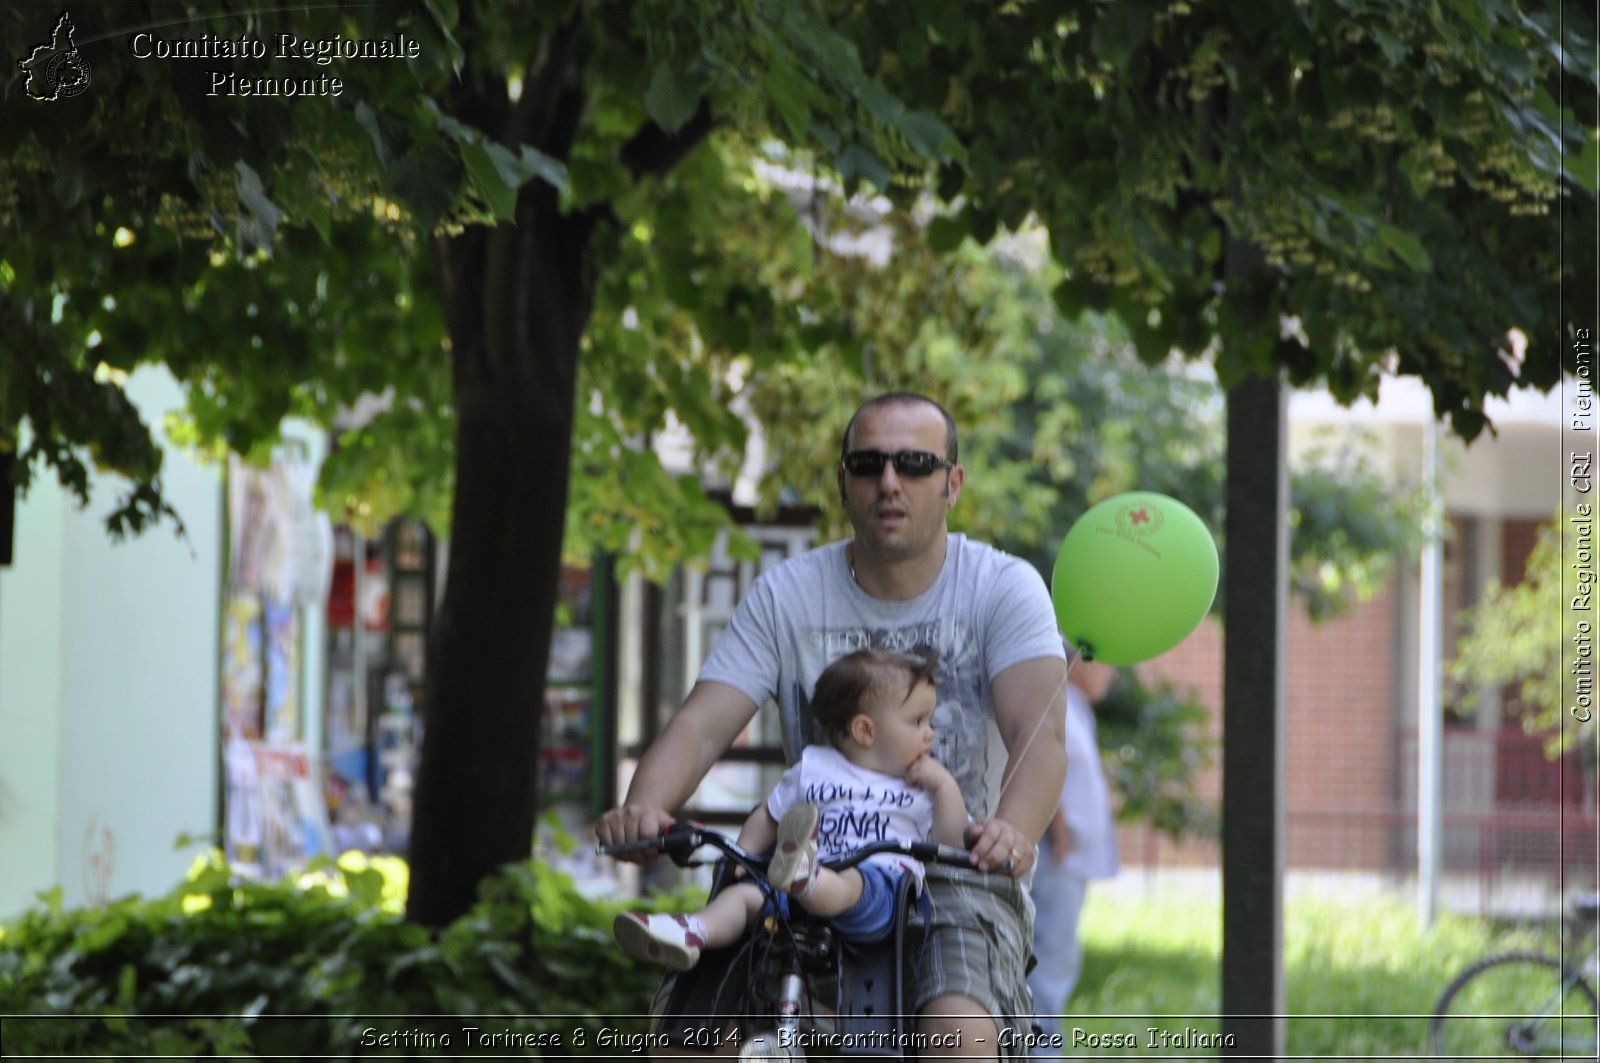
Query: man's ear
xmin=944 ymin=464 xmax=965 ymax=508
xmin=849 ymin=713 xmax=875 ymax=747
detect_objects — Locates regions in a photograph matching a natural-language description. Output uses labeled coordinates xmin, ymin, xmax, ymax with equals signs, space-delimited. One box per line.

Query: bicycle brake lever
xmin=659 ymin=822 xmax=710 ymax=867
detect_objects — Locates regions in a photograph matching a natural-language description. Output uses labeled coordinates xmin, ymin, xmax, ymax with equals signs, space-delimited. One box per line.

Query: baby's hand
xmin=906 ymin=754 xmax=956 ymax=794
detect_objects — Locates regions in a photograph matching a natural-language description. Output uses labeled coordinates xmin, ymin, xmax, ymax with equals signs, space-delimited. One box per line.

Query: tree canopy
xmin=5 ymin=0 xmax=1592 ymax=552
xmin=3 ymin=0 xmax=1593 ymax=925
xmin=838 ymin=0 xmax=1595 ymax=438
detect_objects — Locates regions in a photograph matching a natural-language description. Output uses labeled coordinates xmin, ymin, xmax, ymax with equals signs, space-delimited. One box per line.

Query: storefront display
xmin=539 ymin=562 xmax=615 ymax=822
xmin=222 ymin=453 xmax=616 ymax=867
xmin=219 ymin=452 xmax=335 ymax=877
xmin=322 ymin=521 xmax=430 ymax=855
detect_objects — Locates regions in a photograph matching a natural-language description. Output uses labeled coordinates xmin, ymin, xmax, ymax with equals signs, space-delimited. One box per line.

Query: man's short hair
xmin=840 ymin=392 xmax=959 ymax=465
xmin=809 ymin=647 xmax=941 ymax=742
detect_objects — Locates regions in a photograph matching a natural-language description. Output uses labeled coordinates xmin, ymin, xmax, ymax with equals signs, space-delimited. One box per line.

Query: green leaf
xmin=644 ymin=63 xmax=701 ymax=134
xmin=233 ymin=161 xmax=284 ymax=250
xmin=295 ymin=182 xmax=332 ymax=245
xmin=76 ymin=914 xmax=129 ymax=954
xmin=1376 ymin=222 xmax=1433 ymax=272
xmin=1370 ymin=27 xmax=1407 ymax=64
xmin=386 ymin=149 xmax=464 ymax=231
xmin=896 ymin=110 xmax=958 ymax=161
xmin=515 ymin=145 xmax=568 ymax=195
xmin=1051 ymin=277 xmax=1088 ymax=319
xmin=1089 ymin=3 xmax=1150 ymax=71
xmin=762 ymin=69 xmax=812 ymax=141
xmin=426 ymin=102 xmax=568 ymax=214
xmin=421 ymin=0 xmax=466 ymax=76
xmin=835 ymin=144 xmax=891 ymax=190
xmin=1572 ymin=127 xmax=1600 ymax=194
xmin=52 ymin=156 xmax=87 ymax=209
xmin=460 ymin=142 xmax=517 ymax=221
xmin=966 ymin=205 xmax=998 ymax=245
xmin=926 ymin=214 xmax=967 ymax=253
xmin=354 ymin=102 xmax=394 ymax=169
xmin=118 ymin=964 xmax=138 ymax=1005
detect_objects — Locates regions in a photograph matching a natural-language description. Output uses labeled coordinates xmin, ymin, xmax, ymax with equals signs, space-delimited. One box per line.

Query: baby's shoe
xmin=613 ymin=911 xmax=706 ymax=971
xmin=769 ymin=804 xmax=821 ymax=895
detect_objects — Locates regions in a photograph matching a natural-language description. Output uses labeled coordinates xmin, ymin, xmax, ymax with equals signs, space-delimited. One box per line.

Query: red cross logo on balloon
xmin=1114 ymin=500 xmax=1164 ymax=537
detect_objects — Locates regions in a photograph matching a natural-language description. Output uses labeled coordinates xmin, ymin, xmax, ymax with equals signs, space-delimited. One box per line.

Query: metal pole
xmin=352 ymin=533 xmax=368 ymax=755
xmin=1417 ymin=420 xmax=1443 ymax=926
xmin=1221 ymin=374 xmax=1288 ymax=1056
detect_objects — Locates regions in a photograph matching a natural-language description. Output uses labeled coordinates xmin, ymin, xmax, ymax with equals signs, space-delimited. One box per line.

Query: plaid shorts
xmin=915 ymin=864 xmax=1037 ymax=1059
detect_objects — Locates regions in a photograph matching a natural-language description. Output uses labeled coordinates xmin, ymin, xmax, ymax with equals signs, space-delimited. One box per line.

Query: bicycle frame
xmin=1505 ymin=964 xmax=1596 ymax=1055
xmin=600 ymin=822 xmax=989 ymax=1060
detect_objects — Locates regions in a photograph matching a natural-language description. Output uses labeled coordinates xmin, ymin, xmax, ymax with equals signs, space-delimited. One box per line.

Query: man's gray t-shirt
xmin=697 ymin=534 xmax=1066 ymax=820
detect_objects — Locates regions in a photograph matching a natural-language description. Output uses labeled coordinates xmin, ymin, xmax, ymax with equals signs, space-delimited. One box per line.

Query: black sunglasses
xmin=841 ymin=449 xmax=954 ymax=478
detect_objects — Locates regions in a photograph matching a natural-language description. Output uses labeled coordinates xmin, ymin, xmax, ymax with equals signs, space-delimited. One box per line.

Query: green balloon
xmin=1051 ymin=492 xmax=1219 ymax=666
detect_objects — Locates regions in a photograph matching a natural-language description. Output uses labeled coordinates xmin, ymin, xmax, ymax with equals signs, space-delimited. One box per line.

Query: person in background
xmin=1028 ymin=655 xmax=1120 ymax=1041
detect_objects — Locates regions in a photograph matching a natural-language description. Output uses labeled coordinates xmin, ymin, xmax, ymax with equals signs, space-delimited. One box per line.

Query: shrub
xmin=0 ymin=850 xmax=679 ymax=1057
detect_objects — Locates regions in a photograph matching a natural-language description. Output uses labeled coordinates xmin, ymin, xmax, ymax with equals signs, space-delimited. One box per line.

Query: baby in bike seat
xmin=614 ymin=648 xmax=970 ymax=970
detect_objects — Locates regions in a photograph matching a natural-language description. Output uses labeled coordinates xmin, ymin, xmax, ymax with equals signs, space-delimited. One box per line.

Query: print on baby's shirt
xmin=806 ymin=781 xmax=920 ymax=854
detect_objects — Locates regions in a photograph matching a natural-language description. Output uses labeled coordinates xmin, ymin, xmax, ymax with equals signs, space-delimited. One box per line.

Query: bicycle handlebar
xmin=593 ymin=834 xmax=676 ymax=860
xmin=597 ymin=822 xmax=1006 ymax=874
xmin=838 ymin=838 xmax=988 ymax=873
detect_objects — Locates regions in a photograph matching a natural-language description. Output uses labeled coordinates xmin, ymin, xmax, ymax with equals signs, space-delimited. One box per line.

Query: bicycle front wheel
xmin=1430 ymin=951 xmax=1598 ymax=1060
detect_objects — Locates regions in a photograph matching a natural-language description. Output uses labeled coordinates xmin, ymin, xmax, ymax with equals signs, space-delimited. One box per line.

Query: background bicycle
xmin=1429 ymin=894 xmax=1600 ymax=1060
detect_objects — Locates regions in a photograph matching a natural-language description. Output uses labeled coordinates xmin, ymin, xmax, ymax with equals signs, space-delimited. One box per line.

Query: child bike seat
xmin=650 ymin=858 xmax=925 ymax=1056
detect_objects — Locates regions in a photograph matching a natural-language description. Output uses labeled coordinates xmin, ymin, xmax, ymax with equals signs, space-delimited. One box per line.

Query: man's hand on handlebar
xmin=594 ymin=803 xmax=676 ymax=861
xmin=964 ymin=817 xmax=1035 ymax=877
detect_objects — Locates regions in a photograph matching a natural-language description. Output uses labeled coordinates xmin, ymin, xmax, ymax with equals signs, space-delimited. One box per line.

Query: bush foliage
xmin=0 ymin=850 xmax=673 ymax=1057
xmin=1096 ymin=668 xmax=1219 ymax=840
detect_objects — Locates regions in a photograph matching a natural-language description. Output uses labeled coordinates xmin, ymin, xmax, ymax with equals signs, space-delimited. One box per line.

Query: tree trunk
xmin=405 ymin=183 xmax=595 ymax=927
xmin=1 ymin=452 xmax=14 ymax=566
xmin=400 ymin=8 xmax=709 ymax=926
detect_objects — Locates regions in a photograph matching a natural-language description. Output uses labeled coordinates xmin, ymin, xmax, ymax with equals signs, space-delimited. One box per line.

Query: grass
xmin=1055 ymin=873 xmax=1570 ymax=1059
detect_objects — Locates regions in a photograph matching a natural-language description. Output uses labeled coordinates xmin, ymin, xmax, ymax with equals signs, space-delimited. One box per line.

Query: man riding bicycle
xmin=596 ymin=392 xmax=1070 ymax=1060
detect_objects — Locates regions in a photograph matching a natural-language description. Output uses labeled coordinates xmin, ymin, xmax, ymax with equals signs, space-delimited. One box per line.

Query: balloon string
xmin=995 ymin=649 xmax=1076 ymax=804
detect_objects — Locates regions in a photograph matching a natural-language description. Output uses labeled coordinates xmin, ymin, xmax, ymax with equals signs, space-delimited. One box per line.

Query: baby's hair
xmin=809 ymin=647 xmax=940 ymax=742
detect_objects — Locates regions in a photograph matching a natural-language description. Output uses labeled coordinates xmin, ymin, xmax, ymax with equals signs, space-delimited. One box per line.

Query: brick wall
xmin=1113 ymin=586 xmax=1401 ymax=871
xmin=1095 ymin=513 xmax=1589 ymax=901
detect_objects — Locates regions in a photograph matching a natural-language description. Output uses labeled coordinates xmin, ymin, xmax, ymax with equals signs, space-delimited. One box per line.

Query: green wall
xmin=0 ymin=367 xmax=223 ymax=920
